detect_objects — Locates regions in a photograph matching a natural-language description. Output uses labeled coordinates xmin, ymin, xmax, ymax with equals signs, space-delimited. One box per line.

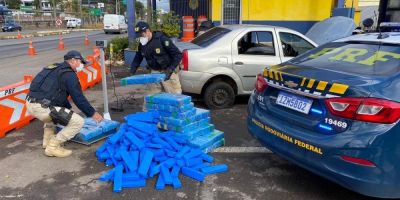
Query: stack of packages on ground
xmin=96 ymin=93 xmax=227 ymax=192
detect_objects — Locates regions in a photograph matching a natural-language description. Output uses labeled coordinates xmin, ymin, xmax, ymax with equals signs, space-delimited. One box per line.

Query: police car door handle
xmin=234 ymin=61 xmax=244 ymax=65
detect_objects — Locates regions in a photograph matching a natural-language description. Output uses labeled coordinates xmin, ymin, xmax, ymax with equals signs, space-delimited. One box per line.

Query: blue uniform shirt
xmin=28 ymin=61 xmax=95 ymax=117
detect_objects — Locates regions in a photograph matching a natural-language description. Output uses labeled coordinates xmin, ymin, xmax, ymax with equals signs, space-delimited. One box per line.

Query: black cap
xmin=135 ymin=21 xmax=150 ymax=36
xmin=64 ymin=50 xmax=87 ymax=64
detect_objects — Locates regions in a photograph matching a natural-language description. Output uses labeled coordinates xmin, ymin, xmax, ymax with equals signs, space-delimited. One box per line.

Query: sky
xmin=137 ymin=0 xmax=170 ymax=12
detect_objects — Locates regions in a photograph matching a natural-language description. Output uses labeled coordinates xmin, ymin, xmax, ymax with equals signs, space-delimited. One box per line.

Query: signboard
xmin=20 ymin=6 xmax=34 ymax=12
xmin=90 ymin=8 xmax=101 ymax=16
xmin=98 ymin=3 xmax=104 ymax=8
xmin=56 ymin=18 xmax=62 ymax=26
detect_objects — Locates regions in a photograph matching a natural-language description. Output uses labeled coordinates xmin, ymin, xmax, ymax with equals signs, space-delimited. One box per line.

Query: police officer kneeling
xmin=26 ymin=50 xmax=103 ymax=158
xmin=131 ymin=22 xmax=183 ymax=109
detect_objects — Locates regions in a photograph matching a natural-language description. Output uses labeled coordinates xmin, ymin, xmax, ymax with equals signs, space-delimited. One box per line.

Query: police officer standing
xmin=26 ymin=50 xmax=103 ymax=158
xmin=131 ymin=22 xmax=183 ymax=108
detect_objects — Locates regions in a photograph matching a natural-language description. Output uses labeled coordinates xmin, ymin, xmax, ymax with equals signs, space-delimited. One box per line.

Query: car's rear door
xmin=231 ymin=28 xmax=281 ymax=91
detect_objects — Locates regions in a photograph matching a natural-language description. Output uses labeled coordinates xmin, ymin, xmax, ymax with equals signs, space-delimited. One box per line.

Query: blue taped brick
xmin=171 ymin=165 xmax=181 ymax=177
xmin=138 ymin=150 xmax=154 ymax=177
xmin=105 ymin=159 xmax=113 ymax=166
xmin=124 ymin=111 xmax=160 ymax=123
xmin=155 ymin=174 xmax=165 ymax=190
xmin=122 ymin=173 xmax=140 ymax=182
xmin=172 ymin=177 xmax=182 ymax=189
xmin=182 ymin=167 xmax=205 ymax=182
xmin=201 ymin=154 xmax=214 ymax=163
xmin=125 ymin=133 xmax=145 ymax=150
xmin=99 ymin=168 xmax=115 ymax=182
xmin=154 ymin=156 xmax=168 ymax=162
xmin=130 ymin=151 xmax=139 ymax=172
xmin=98 ymin=151 xmax=109 ymax=161
xmin=201 ymin=164 xmax=228 ymax=175
xmin=164 ymin=137 xmax=181 ymax=151
xmin=176 ymin=159 xmax=185 ymax=167
xmin=108 ymin=127 xmax=125 ymax=144
xmin=192 ymin=163 xmax=210 ymax=170
xmin=121 ymin=149 xmax=137 ymax=172
xmin=176 ymin=146 xmax=190 ymax=158
xmin=96 ymin=142 xmax=108 ymax=155
xmin=152 ymin=137 xmax=173 ymax=150
xmin=146 ymin=143 xmax=163 ymax=149
xmin=113 ymin=164 xmax=124 ymax=193
xmin=149 ymin=164 xmax=161 ymax=177
xmin=162 ymin=158 xmax=176 ymax=169
xmin=149 ymin=149 xmax=165 ymax=157
xmin=161 ymin=166 xmax=173 ymax=184
xmin=185 ymin=157 xmax=203 ymax=167
xmin=165 ymin=149 xmax=177 ymax=158
xmin=122 ymin=179 xmax=146 ymax=188
xmin=183 ymin=149 xmax=203 ymax=160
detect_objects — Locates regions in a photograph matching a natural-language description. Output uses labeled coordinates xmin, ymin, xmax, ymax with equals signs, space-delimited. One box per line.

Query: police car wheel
xmin=204 ymin=81 xmax=235 ymax=109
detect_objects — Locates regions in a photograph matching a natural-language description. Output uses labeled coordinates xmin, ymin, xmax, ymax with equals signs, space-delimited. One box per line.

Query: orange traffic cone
xmin=58 ymin=34 xmax=65 ymax=50
xmin=17 ymin=30 xmax=22 ymax=39
xmin=27 ymin=37 xmax=36 ymax=56
xmin=84 ymin=32 xmax=90 ymax=46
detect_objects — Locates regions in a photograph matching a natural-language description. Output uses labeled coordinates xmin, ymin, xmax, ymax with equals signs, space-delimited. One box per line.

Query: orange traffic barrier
xmin=84 ymin=32 xmax=90 ymax=46
xmin=76 ymin=54 xmax=103 ymax=91
xmin=0 ymin=75 xmax=34 ymax=138
xmin=17 ymin=30 xmax=22 ymax=39
xmin=93 ymin=46 xmax=100 ymax=58
xmin=58 ymin=33 xmax=65 ymax=50
xmin=27 ymin=37 xmax=36 ymax=56
xmin=181 ymin=16 xmax=195 ymax=42
xmin=197 ymin=15 xmax=208 ymax=28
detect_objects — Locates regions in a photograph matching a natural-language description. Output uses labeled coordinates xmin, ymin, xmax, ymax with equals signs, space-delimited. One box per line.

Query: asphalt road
xmin=0 ymin=31 xmax=125 ymax=85
xmin=0 ymin=33 xmax=378 ymax=200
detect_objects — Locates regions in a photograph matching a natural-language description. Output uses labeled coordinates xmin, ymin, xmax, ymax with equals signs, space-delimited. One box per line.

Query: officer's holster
xmin=49 ymin=107 xmax=73 ymax=126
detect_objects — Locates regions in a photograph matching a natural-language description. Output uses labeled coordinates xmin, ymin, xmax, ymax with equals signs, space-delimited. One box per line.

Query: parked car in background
xmin=247 ymin=32 xmax=400 ymax=198
xmin=66 ymin=18 xmax=81 ymax=28
xmin=1 ymin=21 xmax=22 ymax=32
xmin=177 ymin=25 xmax=317 ymax=109
xmin=103 ymin=14 xmax=128 ymax=34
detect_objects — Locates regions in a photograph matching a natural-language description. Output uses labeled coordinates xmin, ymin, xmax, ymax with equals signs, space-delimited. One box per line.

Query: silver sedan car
xmin=177 ymin=25 xmax=318 ymax=109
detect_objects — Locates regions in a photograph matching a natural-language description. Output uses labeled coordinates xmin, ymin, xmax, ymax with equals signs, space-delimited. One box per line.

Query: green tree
xmin=135 ymin=1 xmax=145 ymax=20
xmin=71 ymin=0 xmax=79 ymax=13
xmin=7 ymin=0 xmax=22 ymax=9
xmin=33 ymin=0 xmax=41 ymax=10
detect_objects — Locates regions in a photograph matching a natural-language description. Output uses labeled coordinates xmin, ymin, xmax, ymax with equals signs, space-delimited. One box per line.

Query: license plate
xmin=276 ymin=91 xmax=313 ymax=114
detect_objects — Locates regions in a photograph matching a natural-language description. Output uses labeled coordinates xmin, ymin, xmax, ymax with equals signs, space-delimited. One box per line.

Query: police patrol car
xmin=247 ymin=32 xmax=400 ymax=198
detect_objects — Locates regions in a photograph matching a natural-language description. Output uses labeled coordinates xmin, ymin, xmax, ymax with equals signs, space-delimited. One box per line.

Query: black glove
xmin=164 ymin=68 xmax=174 ymax=81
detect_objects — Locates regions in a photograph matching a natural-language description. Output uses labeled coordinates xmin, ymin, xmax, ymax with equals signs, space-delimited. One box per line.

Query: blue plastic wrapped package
xmin=157 ymin=108 xmax=196 ymax=120
xmin=188 ymin=130 xmax=225 ymax=150
xmin=125 ymin=111 xmax=160 ymax=124
xmin=120 ymin=73 xmax=166 ymax=86
xmin=203 ymin=139 xmax=225 ymax=153
xmin=145 ymin=93 xmax=191 ymax=106
xmin=158 ymin=118 xmax=211 ymax=133
xmin=146 ymin=103 xmax=194 ymax=113
xmin=158 ymin=108 xmax=209 ymax=126
xmin=174 ymin=124 xmax=214 ymax=141
xmin=70 ymin=118 xmax=120 ymax=143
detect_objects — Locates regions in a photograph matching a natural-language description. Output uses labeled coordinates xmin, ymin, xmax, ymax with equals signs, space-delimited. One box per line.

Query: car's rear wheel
xmin=204 ymin=81 xmax=235 ymax=109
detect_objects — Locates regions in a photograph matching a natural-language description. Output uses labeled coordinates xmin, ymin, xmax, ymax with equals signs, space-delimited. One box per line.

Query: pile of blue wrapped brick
xmin=96 ymin=93 xmax=228 ymax=192
xmin=120 ymin=73 xmax=166 ymax=86
xmin=145 ymin=93 xmax=225 ymax=152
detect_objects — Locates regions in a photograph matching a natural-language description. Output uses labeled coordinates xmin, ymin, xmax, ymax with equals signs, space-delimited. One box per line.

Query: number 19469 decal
xmin=325 ymin=118 xmax=348 ymax=129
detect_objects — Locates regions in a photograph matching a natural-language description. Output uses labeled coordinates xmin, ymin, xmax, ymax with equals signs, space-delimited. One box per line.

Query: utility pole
xmin=52 ymin=0 xmax=57 ymax=25
xmin=147 ymin=0 xmax=152 ymax=24
xmin=79 ymin=0 xmax=82 ymax=24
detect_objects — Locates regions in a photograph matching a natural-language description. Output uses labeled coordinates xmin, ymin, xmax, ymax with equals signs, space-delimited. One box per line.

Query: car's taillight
xmin=340 ymin=155 xmax=376 ymax=167
xmin=255 ymin=74 xmax=268 ymax=93
xmin=182 ymin=49 xmax=189 ymax=71
xmin=325 ymin=97 xmax=400 ymax=124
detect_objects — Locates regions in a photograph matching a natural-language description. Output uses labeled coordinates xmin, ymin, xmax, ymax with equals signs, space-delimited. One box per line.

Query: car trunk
xmin=257 ymin=65 xmax=375 ymax=134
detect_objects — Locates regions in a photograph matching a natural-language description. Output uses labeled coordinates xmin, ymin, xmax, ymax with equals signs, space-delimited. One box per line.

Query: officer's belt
xmin=26 ymin=96 xmax=46 ymax=104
